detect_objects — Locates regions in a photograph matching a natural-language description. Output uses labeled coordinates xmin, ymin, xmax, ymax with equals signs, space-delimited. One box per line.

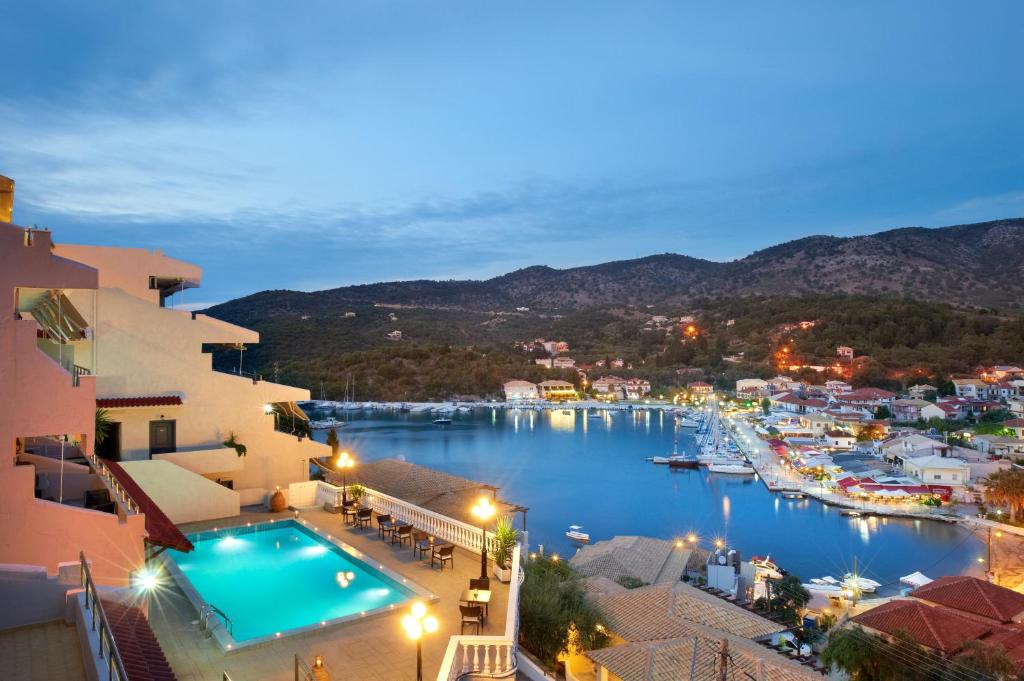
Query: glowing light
xmin=135 ymin=568 xmax=161 ymax=591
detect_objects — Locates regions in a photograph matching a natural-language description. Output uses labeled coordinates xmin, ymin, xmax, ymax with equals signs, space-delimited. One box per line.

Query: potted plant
xmin=491 ymin=516 xmax=518 ymax=583
xmin=349 ymin=483 xmax=366 ymax=506
xmin=222 ymin=432 xmax=247 ymax=457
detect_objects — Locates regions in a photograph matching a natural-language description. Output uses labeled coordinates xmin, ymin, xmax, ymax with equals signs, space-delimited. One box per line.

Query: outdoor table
xmin=341 ymin=505 xmax=358 ymax=525
xmin=460 ymin=588 xmax=491 ymax=619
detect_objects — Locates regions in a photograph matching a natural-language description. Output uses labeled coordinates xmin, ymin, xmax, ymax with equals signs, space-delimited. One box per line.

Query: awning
xmin=274 ymin=401 xmax=309 ymax=421
xmin=103 ymin=460 xmax=193 ymax=552
xmin=28 ymin=291 xmax=89 ymax=343
xmin=97 ymin=396 xmax=184 ymax=409
xmin=900 ymin=571 xmax=933 ymax=588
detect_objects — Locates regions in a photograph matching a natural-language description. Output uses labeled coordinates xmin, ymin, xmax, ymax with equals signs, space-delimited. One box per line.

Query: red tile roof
xmin=97 ymin=396 xmax=183 ymax=409
xmin=853 ymin=600 xmax=992 ymax=654
xmin=911 ymin=576 xmax=1024 ymax=624
xmin=1004 ymin=419 xmax=1024 ymax=428
xmin=843 ymin=388 xmax=897 ymax=401
xmin=103 ymin=461 xmax=193 ymax=553
xmin=102 ymin=599 xmax=177 ymax=681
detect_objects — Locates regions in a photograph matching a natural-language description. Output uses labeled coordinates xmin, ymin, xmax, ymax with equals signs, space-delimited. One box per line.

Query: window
xmin=933 ymin=474 xmax=941 ymax=480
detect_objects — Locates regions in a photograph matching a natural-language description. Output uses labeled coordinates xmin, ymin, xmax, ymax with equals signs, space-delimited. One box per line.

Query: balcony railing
xmin=84 ymin=451 xmax=141 ymax=516
xmin=298 ymin=481 xmax=525 ymax=680
xmin=79 ymin=551 xmax=129 ymax=681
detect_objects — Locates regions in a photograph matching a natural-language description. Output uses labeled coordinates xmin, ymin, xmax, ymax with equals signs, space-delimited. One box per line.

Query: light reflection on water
xmin=318 ymin=409 xmax=984 ymax=588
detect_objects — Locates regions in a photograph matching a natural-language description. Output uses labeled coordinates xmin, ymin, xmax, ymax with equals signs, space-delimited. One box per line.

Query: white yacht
xmin=566 ymin=525 xmax=590 ymax=543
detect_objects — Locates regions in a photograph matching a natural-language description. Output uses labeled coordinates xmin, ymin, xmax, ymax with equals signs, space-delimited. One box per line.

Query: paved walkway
xmin=0 ymin=620 xmax=87 ymax=681
xmin=150 ymin=506 xmax=509 ymax=681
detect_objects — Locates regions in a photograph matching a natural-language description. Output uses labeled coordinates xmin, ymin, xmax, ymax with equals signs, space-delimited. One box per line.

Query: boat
xmin=707 ymin=463 xmax=756 ymax=475
xmin=561 ymin=409 xmax=572 ymax=415
xmin=589 ymin=412 xmax=602 ymax=419
xmin=433 ymin=417 xmax=452 ymax=425
xmin=810 ymin=576 xmax=839 ymax=585
xmin=678 ymin=418 xmax=700 ymax=429
xmin=782 ymin=491 xmax=805 ymax=499
xmin=566 ymin=525 xmax=590 ymax=543
xmin=803 ymin=582 xmax=844 ymax=594
xmin=900 ymin=571 xmax=932 ymax=588
xmin=750 ymin=555 xmax=784 ymax=579
xmin=843 ymin=574 xmax=881 ymax=593
xmin=668 ymin=454 xmax=699 ymax=469
xmin=310 ymin=417 xmax=344 ymax=430
xmin=649 ymin=456 xmax=671 ymax=464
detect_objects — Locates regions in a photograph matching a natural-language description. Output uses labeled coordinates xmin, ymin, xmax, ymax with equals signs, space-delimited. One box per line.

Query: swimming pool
xmin=166 ymin=519 xmax=431 ymax=649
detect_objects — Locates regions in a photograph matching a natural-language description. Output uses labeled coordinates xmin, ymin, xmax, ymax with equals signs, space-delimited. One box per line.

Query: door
xmin=149 ymin=420 xmax=176 ymax=456
xmin=96 ymin=422 xmax=122 ymax=461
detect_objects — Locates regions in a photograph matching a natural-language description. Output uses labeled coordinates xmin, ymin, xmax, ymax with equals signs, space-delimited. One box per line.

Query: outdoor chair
xmin=412 ymin=531 xmax=430 ymax=559
xmin=469 ymin=577 xmax=490 ymax=591
xmin=432 ymin=544 xmax=454 ymax=570
xmin=377 ymin=514 xmax=394 ymax=540
xmin=460 ymin=605 xmax=483 ymax=635
xmin=393 ymin=524 xmax=413 ymax=547
xmin=355 ymin=508 xmax=372 ymax=528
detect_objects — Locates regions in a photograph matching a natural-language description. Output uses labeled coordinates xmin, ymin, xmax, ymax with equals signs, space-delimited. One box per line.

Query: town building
xmin=538 ymin=379 xmax=578 ymax=401
xmin=851 ymin=576 xmax=1024 ymax=672
xmin=824 ymin=379 xmax=852 ymax=395
xmin=953 ymin=378 xmax=991 ymax=400
xmin=735 ymin=378 xmax=769 ymax=398
xmin=890 ymin=398 xmax=946 ymax=422
xmin=385 ymin=329 xmax=403 ymax=341
xmin=687 ymin=381 xmax=713 ymax=397
xmin=624 ymin=378 xmax=652 ymax=400
xmin=551 ymin=356 xmax=576 ymax=369
xmin=836 ymin=387 xmax=897 ymax=410
xmin=502 ymin=380 xmax=539 ymax=401
xmin=836 ymin=346 xmax=854 ymax=359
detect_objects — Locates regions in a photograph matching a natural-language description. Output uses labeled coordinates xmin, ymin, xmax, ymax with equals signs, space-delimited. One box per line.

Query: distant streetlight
xmin=472 ymin=497 xmax=496 ymax=579
xmin=336 ymin=451 xmax=355 ymax=504
xmin=402 ymin=602 xmax=438 ymax=681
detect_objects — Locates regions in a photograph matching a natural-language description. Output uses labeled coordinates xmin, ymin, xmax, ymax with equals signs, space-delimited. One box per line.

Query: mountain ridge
xmin=207 ymin=217 xmax=1024 ymax=320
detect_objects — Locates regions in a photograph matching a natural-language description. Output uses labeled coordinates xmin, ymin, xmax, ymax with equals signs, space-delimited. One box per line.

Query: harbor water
xmin=314 ymin=408 xmax=983 ymax=590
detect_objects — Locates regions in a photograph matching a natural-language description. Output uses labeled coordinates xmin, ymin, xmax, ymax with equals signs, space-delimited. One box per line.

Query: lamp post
xmin=336 ymin=451 xmax=354 ymax=504
xmin=402 ymin=602 xmax=438 ymax=681
xmin=472 ymin=497 xmax=495 ymax=580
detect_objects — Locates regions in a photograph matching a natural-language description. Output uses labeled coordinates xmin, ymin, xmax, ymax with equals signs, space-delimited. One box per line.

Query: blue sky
xmin=3 ymin=2 xmax=1023 ymax=305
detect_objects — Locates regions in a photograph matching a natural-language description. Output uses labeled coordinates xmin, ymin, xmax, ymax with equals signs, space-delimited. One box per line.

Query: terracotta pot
xmin=270 ymin=489 xmax=287 ymax=512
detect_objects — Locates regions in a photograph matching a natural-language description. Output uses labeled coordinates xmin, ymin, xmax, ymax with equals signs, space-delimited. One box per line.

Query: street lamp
xmin=336 ymin=451 xmax=355 ymax=504
xmin=472 ymin=496 xmax=496 ymax=580
xmin=402 ymin=602 xmax=438 ymax=681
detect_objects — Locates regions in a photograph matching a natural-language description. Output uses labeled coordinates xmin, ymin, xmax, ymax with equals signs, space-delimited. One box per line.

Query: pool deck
xmin=149 ymin=506 xmax=510 ymax=681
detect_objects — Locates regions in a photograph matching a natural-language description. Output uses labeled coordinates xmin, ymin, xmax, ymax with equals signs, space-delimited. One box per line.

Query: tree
xmin=325 ymin=427 xmax=340 ymax=457
xmin=761 ymin=397 xmax=771 ymax=416
xmin=985 ymin=469 xmax=1024 ymax=522
xmin=874 ymin=405 xmax=892 ymax=420
xmin=822 ymin=628 xmax=944 ymax=681
xmin=755 ymin=575 xmax=810 ymax=627
xmin=951 ymin=640 xmax=1018 ymax=680
xmin=518 ymin=558 xmax=608 ymax=669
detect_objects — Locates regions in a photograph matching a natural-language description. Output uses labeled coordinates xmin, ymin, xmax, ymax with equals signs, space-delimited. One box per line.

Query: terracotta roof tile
xmin=911 ymin=576 xmax=1024 ymax=624
xmin=852 ymin=600 xmax=992 ymax=653
xmin=97 ymin=396 xmax=183 ymax=409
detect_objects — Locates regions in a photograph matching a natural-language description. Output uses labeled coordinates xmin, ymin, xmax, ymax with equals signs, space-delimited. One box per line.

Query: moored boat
xmin=566 ymin=525 xmax=590 ymax=543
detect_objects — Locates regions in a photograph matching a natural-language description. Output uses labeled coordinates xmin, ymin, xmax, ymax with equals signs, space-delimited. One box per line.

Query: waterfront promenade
xmin=727 ymin=415 xmax=959 ymax=522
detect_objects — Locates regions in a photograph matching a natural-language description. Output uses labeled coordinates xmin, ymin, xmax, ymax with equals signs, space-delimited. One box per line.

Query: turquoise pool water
xmin=167 ymin=521 xmax=414 ymax=643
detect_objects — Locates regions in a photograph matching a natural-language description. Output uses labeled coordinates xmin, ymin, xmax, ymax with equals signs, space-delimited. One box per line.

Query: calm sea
xmin=314 ymin=408 xmax=983 ymax=590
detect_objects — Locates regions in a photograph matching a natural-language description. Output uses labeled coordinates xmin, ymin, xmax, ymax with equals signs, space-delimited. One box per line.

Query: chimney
xmin=0 ymin=175 xmax=13 ymax=223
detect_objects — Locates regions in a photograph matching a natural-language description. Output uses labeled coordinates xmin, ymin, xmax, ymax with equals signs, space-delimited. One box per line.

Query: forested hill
xmin=208 ymin=217 xmax=1024 ymax=321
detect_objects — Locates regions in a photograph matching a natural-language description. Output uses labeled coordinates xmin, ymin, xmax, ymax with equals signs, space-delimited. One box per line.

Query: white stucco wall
xmin=119 ymin=460 xmax=239 ymax=523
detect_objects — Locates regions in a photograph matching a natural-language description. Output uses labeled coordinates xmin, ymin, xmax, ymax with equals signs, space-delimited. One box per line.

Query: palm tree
xmin=95 ymin=409 xmax=113 ymax=445
xmin=985 ymin=470 xmax=1024 ymax=522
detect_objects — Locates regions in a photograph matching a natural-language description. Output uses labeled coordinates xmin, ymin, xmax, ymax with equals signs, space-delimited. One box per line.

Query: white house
xmin=736 ymin=378 xmax=769 ymax=398
xmin=902 ymin=454 xmax=970 ymax=487
xmin=503 ymin=380 xmax=539 ymax=401
xmin=824 ymin=380 xmax=852 ymax=395
xmin=825 ymin=430 xmax=856 ymax=450
xmin=953 ymin=379 xmax=990 ymax=400
xmin=551 ymin=356 xmax=576 ymax=369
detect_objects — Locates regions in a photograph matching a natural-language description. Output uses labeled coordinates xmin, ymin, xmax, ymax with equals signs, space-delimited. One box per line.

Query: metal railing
xmin=72 ymin=363 xmax=91 ymax=387
xmin=83 ymin=451 xmax=141 ymax=515
xmin=79 ymin=552 xmax=129 ymax=681
xmin=200 ymin=602 xmax=234 ymax=636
